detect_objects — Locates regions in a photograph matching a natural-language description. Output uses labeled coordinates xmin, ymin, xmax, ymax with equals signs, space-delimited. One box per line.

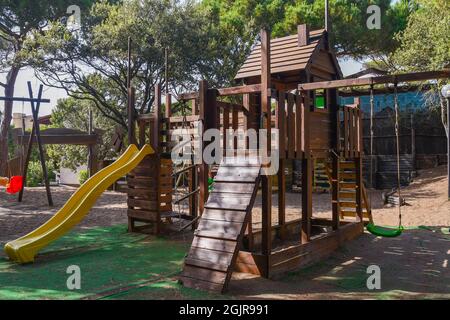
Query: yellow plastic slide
xmin=4 ymin=144 xmax=154 ymax=264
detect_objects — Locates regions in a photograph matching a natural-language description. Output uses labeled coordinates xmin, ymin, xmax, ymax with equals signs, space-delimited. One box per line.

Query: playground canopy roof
xmin=235 ymin=28 xmax=342 ymax=83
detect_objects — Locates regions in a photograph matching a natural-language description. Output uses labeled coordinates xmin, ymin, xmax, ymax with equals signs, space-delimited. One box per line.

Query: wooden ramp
xmin=179 ymin=156 xmax=261 ymax=293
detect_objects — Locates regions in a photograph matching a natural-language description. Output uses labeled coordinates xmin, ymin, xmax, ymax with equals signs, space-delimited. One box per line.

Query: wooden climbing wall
xmin=127 ymin=155 xmax=173 ymax=233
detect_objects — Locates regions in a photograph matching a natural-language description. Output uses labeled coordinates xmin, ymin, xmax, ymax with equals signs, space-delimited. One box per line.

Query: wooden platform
xmin=235 ymin=221 xmax=364 ymax=278
xmin=179 ymin=156 xmax=261 ymax=293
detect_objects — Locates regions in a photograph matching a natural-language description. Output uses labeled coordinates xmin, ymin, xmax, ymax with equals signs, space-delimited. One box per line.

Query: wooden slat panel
xmin=191 ymin=237 xmax=237 ymax=253
xmin=210 ymin=182 xmax=255 ymax=194
xmin=287 ymin=93 xmax=295 ymax=159
xmin=214 ymin=172 xmax=259 ymax=183
xmin=295 ymin=93 xmax=303 ymax=157
xmin=127 ymin=188 xmax=158 ymax=199
xmin=221 ymin=157 xmax=261 ymax=167
xmin=127 ymin=177 xmax=156 ymax=187
xmin=179 ymin=275 xmax=224 ymax=292
xmin=201 ymin=208 xmax=248 ymax=223
xmin=128 ymin=198 xmax=158 ymax=209
xmin=181 ymin=265 xmax=227 ymax=284
xmin=184 ymin=258 xmax=229 ymax=272
xmin=187 ymin=247 xmax=234 ymax=266
xmin=349 ymin=108 xmax=355 ymax=158
xmin=344 ymin=107 xmax=349 ymax=159
xmin=276 ymin=90 xmax=286 ymax=157
xmin=194 ymin=229 xmax=240 ymax=241
xmin=197 ymin=219 xmax=244 ymax=236
xmin=127 ymin=209 xmax=159 ymax=221
xmin=205 ymin=196 xmax=249 ymax=211
xmin=223 ymin=108 xmax=230 ymax=152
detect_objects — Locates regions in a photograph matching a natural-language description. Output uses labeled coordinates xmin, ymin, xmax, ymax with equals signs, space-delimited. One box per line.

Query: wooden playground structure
xmin=123 ymin=25 xmax=449 ymax=293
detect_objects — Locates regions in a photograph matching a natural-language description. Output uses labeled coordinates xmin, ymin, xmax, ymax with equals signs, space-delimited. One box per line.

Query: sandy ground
xmin=0 ymin=165 xmax=448 ymax=299
xmin=251 ymin=165 xmax=450 ymax=228
xmin=0 ymin=186 xmax=128 ymax=243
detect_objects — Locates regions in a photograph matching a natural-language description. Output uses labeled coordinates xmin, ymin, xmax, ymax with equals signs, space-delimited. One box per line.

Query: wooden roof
xmin=235 ymin=29 xmax=326 ymax=80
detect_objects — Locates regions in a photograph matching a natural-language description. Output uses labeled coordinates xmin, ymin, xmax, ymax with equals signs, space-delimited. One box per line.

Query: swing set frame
xmin=0 ymin=81 xmax=53 ymax=205
xmin=299 ymin=69 xmax=450 ymax=236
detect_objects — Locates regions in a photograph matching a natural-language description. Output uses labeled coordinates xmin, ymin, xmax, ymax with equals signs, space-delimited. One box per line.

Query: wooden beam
xmin=0 ymin=97 xmax=50 ymax=103
xmin=198 ymin=80 xmax=209 ymax=215
xmin=152 ymin=85 xmax=161 ymax=153
xmin=278 ymin=159 xmax=286 ymax=240
xmin=299 ymin=70 xmax=450 ymax=91
xmin=301 ymin=157 xmax=312 ymax=243
xmin=178 ymin=92 xmax=198 ymax=100
xmin=217 ymin=84 xmax=262 ymax=96
xmin=18 ymin=134 xmax=97 ymax=145
xmin=165 ymin=93 xmax=171 ymax=118
xmin=127 ymin=87 xmax=136 ymax=145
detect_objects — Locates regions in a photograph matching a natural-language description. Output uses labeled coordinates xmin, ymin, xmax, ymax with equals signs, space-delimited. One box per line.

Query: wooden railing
xmin=339 ymin=105 xmax=362 ymax=159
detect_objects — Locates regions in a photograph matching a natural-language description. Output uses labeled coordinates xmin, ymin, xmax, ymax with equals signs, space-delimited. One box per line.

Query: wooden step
xmin=340 ymin=210 xmax=370 ymax=219
xmin=339 ymin=182 xmax=356 ymax=189
xmin=339 ymin=201 xmax=357 ymax=208
xmin=339 ymin=162 xmax=356 ymax=169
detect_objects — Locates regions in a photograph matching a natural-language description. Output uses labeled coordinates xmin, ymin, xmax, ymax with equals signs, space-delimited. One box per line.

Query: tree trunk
xmin=0 ymin=66 xmax=20 ymax=176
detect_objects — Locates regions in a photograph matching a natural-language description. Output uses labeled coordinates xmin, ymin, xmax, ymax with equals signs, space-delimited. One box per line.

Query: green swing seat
xmin=366 ymin=223 xmax=403 ymax=238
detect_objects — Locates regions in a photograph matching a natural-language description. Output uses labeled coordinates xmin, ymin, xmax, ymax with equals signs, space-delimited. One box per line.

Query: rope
xmin=172 ymin=99 xmax=195 ymax=233
xmin=369 ymin=83 xmax=374 ymax=189
xmin=393 ymin=81 xmax=403 ymax=229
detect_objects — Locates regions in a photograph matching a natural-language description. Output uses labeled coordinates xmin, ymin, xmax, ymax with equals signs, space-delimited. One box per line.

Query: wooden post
xmin=29 ymin=83 xmax=53 ymax=206
xmin=260 ymin=28 xmax=272 ymax=277
xmin=198 ymin=80 xmax=218 ymax=215
xmin=276 ymin=90 xmax=286 ymax=239
xmin=355 ymin=108 xmax=363 ymax=223
xmin=128 ymin=87 xmax=136 ymax=145
xmin=165 ymin=48 xmax=171 ymax=118
xmin=189 ymin=164 xmax=198 ymax=229
xmin=411 ymin=114 xmax=416 ymax=168
xmin=18 ymin=113 xmax=37 ymax=203
xmin=329 ymin=88 xmax=340 ymax=230
xmin=165 ymin=94 xmax=171 ymax=118
xmin=301 ymin=89 xmax=312 ymax=243
xmin=297 ymin=24 xmax=310 ymax=47
xmin=153 ymin=84 xmax=162 ymax=234
xmin=278 ymin=159 xmax=286 ymax=240
xmin=87 ymin=106 xmax=95 ymax=177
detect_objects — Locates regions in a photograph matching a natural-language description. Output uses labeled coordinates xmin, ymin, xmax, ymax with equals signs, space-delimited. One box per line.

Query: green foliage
xmin=392 ymin=0 xmax=450 ymax=72
xmin=46 ymin=97 xmax=118 ymax=170
xmin=78 ymin=169 xmax=89 ymax=185
xmin=0 ymin=0 xmax=94 ymax=70
xmin=200 ymin=0 xmax=413 ymax=60
xmin=26 ymin=161 xmax=56 ymax=187
xmin=24 ymin=0 xmax=231 ymax=129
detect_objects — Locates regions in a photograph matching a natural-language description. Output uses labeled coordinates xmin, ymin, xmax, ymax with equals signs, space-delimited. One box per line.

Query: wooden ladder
xmin=325 ymin=160 xmax=372 ymax=221
xmin=179 ymin=156 xmax=261 ymax=293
